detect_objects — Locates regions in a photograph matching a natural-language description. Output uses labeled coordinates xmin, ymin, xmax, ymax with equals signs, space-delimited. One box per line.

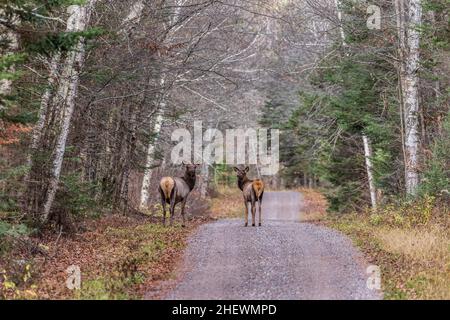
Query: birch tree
xmin=0 ymin=10 xmax=19 ymax=110
xmin=41 ymin=1 xmax=97 ymax=221
xmin=395 ymin=0 xmax=409 ymax=186
xmin=363 ymin=135 xmax=377 ymax=209
xmin=140 ymin=77 xmax=167 ymax=208
xmin=139 ymin=0 xmax=204 ymax=208
xmin=28 ymin=55 xmax=60 ymax=166
xmin=403 ymin=0 xmax=422 ymax=196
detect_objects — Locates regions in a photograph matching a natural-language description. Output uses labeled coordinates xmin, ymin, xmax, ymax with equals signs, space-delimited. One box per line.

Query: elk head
xmin=182 ymin=161 xmax=199 ymax=179
xmin=233 ymin=166 xmax=249 ymax=180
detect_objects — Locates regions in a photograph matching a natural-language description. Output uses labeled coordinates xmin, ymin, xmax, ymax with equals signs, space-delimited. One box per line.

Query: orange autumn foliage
xmin=0 ymin=122 xmax=32 ymax=145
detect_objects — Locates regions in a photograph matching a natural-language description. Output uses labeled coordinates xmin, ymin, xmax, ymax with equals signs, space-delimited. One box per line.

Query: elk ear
xmin=233 ymin=167 xmax=239 ymax=172
xmin=244 ymin=166 xmax=249 ymax=173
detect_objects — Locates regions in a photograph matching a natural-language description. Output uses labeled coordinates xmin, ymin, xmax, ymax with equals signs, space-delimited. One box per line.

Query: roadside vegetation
xmin=297 ymin=188 xmax=328 ymax=222
xmin=1 ymin=212 xmax=209 ymax=300
xmin=326 ymin=198 xmax=449 ymax=300
xmin=210 ymin=186 xmax=243 ymax=220
xmin=300 ymin=188 xmax=450 ymax=300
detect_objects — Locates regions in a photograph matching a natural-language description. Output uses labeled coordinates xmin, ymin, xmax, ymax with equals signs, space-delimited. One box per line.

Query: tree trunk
xmin=41 ymin=2 xmax=96 ymax=222
xmin=139 ymin=1 xmax=187 ymax=208
xmin=0 ymin=11 xmax=19 ymax=110
xmin=334 ymin=0 xmax=346 ymax=46
xmin=199 ymin=162 xmax=209 ymax=199
xmin=395 ymin=0 xmax=409 ymax=189
xmin=139 ymin=84 xmax=166 ymax=209
xmin=363 ymin=135 xmax=377 ymax=209
xmin=197 ymin=121 xmax=219 ymax=199
xmin=28 ymin=54 xmax=61 ymax=165
xmin=403 ymin=0 xmax=422 ymax=196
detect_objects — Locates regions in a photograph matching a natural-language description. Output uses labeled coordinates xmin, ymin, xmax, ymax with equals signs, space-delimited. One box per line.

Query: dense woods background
xmin=0 ymin=0 xmax=449 ymax=299
xmin=1 ymin=0 xmax=447 ymax=224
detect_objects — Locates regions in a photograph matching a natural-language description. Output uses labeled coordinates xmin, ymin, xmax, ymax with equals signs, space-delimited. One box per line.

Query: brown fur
xmin=160 ymin=177 xmax=175 ymax=200
xmin=158 ymin=163 xmax=199 ymax=227
xmin=234 ymin=166 xmax=264 ymax=227
xmin=252 ymin=179 xmax=264 ymax=198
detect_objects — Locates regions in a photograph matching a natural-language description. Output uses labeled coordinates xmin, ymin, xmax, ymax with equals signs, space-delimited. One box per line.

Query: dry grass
xmin=298 ymin=188 xmax=328 ymax=222
xmin=327 ymin=203 xmax=450 ymax=300
xmin=372 ymin=225 xmax=450 ymax=300
xmin=374 ymin=226 xmax=449 ymax=264
xmin=210 ymin=186 xmax=243 ymax=219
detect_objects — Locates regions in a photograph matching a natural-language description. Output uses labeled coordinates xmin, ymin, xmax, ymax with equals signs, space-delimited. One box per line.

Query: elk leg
xmin=161 ymin=200 xmax=167 ymax=226
xmin=159 ymin=188 xmax=167 ymax=226
xmin=251 ymin=200 xmax=256 ymax=227
xmin=180 ymin=198 xmax=187 ymax=228
xmin=244 ymin=200 xmax=249 ymax=227
xmin=169 ymin=196 xmax=176 ymax=226
xmin=258 ymin=200 xmax=262 ymax=227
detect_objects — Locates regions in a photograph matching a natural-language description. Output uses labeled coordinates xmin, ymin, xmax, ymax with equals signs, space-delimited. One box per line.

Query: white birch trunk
xmin=139 ymin=1 xmax=184 ymax=208
xmin=139 ymin=106 xmax=165 ymax=208
xmin=363 ymin=135 xmax=377 ymax=209
xmin=334 ymin=0 xmax=346 ymax=46
xmin=42 ymin=2 xmax=95 ymax=221
xmin=0 ymin=11 xmax=19 ymax=110
xmin=404 ymin=0 xmax=422 ymax=196
xmin=28 ymin=54 xmax=60 ymax=163
xmin=198 ymin=124 xmax=217 ymax=199
xmin=139 ymin=74 xmax=167 ymax=208
xmin=199 ymin=163 xmax=209 ymax=199
xmin=395 ymin=0 xmax=409 ymax=183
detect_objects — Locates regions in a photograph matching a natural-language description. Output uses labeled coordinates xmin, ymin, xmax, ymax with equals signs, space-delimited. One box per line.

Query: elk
xmin=158 ymin=163 xmax=199 ymax=227
xmin=233 ymin=166 xmax=265 ymax=227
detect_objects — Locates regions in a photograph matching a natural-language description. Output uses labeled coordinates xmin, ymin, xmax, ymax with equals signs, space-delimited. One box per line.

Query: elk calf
xmin=234 ymin=166 xmax=264 ymax=227
xmin=158 ymin=163 xmax=198 ymax=227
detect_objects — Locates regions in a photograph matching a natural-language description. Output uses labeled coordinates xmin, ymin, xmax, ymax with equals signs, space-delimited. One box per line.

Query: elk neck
xmin=182 ymin=172 xmax=196 ymax=191
xmin=237 ymin=175 xmax=252 ymax=191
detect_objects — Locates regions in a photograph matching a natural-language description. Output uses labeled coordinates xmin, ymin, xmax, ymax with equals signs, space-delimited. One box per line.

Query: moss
xmin=75 ymin=277 xmax=130 ymax=300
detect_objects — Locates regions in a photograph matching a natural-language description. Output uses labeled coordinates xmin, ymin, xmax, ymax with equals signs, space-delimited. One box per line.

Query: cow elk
xmin=158 ymin=163 xmax=199 ymax=227
xmin=233 ymin=166 xmax=265 ymax=227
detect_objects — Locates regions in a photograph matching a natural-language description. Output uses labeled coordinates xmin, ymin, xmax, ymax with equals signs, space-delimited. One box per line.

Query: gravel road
xmin=164 ymin=191 xmax=381 ymax=300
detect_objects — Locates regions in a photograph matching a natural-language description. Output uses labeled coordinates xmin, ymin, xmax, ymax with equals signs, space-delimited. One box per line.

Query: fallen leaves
xmin=1 ymin=213 xmax=209 ymax=299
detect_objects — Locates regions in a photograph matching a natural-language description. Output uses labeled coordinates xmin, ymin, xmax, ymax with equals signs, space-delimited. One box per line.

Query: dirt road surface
xmin=163 ymin=191 xmax=381 ymax=300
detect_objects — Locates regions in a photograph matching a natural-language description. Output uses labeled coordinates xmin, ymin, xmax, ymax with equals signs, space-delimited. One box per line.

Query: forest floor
xmin=325 ymin=208 xmax=450 ymax=300
xmin=1 ymin=187 xmax=448 ymax=300
xmin=0 ymin=202 xmax=211 ymax=299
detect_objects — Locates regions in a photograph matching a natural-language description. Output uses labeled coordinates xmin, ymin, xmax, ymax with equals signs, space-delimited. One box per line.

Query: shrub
xmin=54 ymin=173 xmax=99 ymax=219
xmin=420 ymin=112 xmax=450 ymax=198
xmin=0 ymin=221 xmax=31 ymax=239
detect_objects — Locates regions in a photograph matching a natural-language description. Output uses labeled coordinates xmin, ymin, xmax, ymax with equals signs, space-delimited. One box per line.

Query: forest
xmin=0 ymin=0 xmax=449 ymax=300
